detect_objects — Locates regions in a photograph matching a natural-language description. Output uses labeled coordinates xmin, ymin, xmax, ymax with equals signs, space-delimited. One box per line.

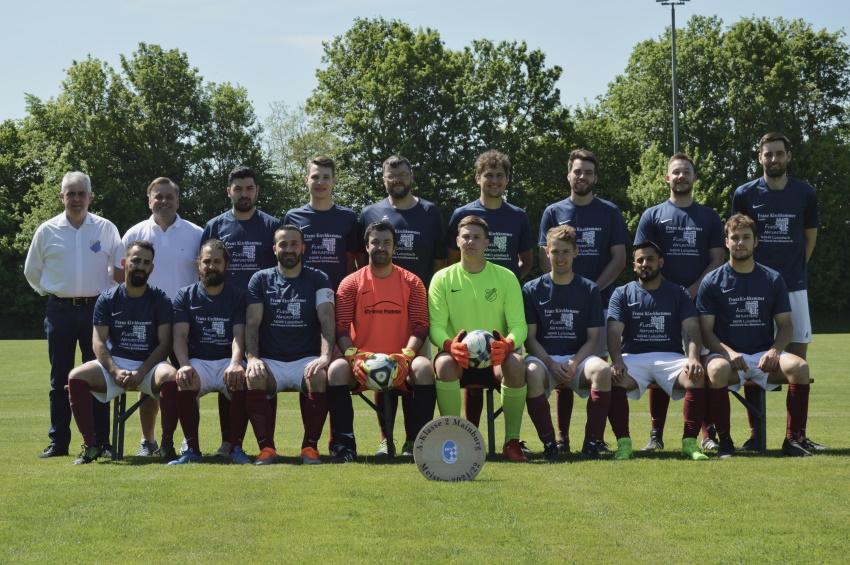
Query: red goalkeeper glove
xmin=490 ymin=329 xmax=515 ymax=367
xmin=389 ymin=348 xmax=416 ymax=384
xmin=443 ymin=330 xmax=469 ymax=369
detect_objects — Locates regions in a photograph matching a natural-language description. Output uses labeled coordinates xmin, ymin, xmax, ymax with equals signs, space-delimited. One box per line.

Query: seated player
xmin=523 ymin=226 xmax=612 ymax=461
xmin=326 ymin=221 xmax=436 ymax=463
xmin=170 ymin=239 xmax=253 ymax=464
xmin=67 ymin=241 xmax=178 ymax=464
xmin=245 ymin=225 xmax=334 ymax=465
xmin=698 ymin=213 xmax=817 ymax=457
xmin=607 ymin=241 xmax=717 ymax=461
xmin=429 ymin=215 xmax=529 ymax=461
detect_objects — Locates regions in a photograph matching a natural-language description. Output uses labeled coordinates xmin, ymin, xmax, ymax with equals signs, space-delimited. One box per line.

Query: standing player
xmin=245 ymin=225 xmax=335 ymax=465
xmin=325 ymin=221 xmax=436 ymax=463
xmin=284 ymin=156 xmax=357 ymax=291
xmin=66 ymin=241 xmax=178 ymax=464
xmin=523 ymin=226 xmax=612 ymax=461
xmin=634 ymin=154 xmax=725 ymax=451
xmin=537 ymin=149 xmax=628 ymax=453
xmin=429 ymin=216 xmax=530 ymax=461
xmin=357 ymin=155 xmax=446 ymax=456
xmin=731 ymin=132 xmax=825 ymax=451
xmin=698 ymin=214 xmax=816 ymax=457
xmin=606 ymin=241 xmax=712 ymax=461
xmin=123 ymin=177 xmax=203 ymax=457
xmin=202 ymin=165 xmax=282 ymax=458
xmin=170 ymin=239 xmax=251 ymax=464
xmin=25 ymin=171 xmax=123 ymax=458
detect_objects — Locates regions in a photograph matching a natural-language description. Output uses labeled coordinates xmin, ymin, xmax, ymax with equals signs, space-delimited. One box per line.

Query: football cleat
xmin=330 ymin=447 xmax=357 ymax=464
xmin=180 ymin=438 xmax=188 ymax=455
xmin=375 ymin=439 xmax=390 ymax=457
xmin=38 ymin=445 xmax=69 ymax=458
xmin=641 ymin=430 xmax=664 ymax=451
xmin=229 ymin=446 xmax=251 ymax=465
xmin=614 ymin=437 xmax=634 ymax=460
xmin=556 ymin=439 xmax=570 ymax=454
xmin=700 ymin=436 xmax=720 ymax=451
xmin=682 ymin=438 xmax=709 ymax=461
xmin=542 ymin=442 xmax=559 ymax=462
xmin=254 ymin=447 xmax=278 ymax=465
xmin=299 ymin=447 xmax=322 ymax=465
xmin=158 ymin=442 xmax=179 ymax=463
xmin=401 ymin=441 xmax=415 ymax=457
xmin=797 ymin=435 xmax=828 ymax=451
xmin=73 ymin=445 xmax=102 ymax=465
xmin=597 ymin=440 xmax=614 ymax=453
xmin=136 ymin=440 xmax=159 ymax=457
xmin=213 ymin=441 xmax=231 ymax=458
xmin=716 ymin=438 xmax=735 ymax=459
xmin=167 ymin=448 xmax=203 ymax=465
xmin=738 ymin=435 xmax=759 ymax=452
xmin=581 ymin=441 xmax=603 ymax=461
xmin=502 ymin=439 xmax=529 ymax=462
xmin=781 ymin=438 xmax=812 ymax=457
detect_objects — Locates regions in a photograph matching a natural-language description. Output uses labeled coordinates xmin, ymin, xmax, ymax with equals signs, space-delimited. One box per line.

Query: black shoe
xmin=781 ymin=438 xmax=812 ymax=457
xmin=542 ymin=442 xmax=559 ymax=462
xmin=716 ymin=438 xmax=735 ymax=459
xmin=641 ymin=430 xmax=664 ymax=451
xmin=706 ymin=424 xmax=718 ymax=442
xmin=519 ymin=440 xmax=534 ymax=456
xmin=330 ymin=447 xmax=357 ymax=464
xmin=159 ymin=442 xmax=179 ymax=463
xmin=73 ymin=444 xmax=102 ymax=465
xmin=581 ymin=441 xmax=602 ymax=460
xmin=38 ymin=445 xmax=69 ymax=458
xmin=556 ymin=439 xmax=570 ymax=454
xmin=597 ymin=441 xmax=613 ymax=453
xmin=97 ymin=443 xmax=114 ymax=459
xmin=738 ymin=435 xmax=759 ymax=452
xmin=797 ymin=435 xmax=829 ymax=451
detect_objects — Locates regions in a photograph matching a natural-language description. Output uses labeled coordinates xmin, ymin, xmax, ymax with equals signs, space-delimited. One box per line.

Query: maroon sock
xmin=682 ymin=388 xmax=707 ymax=439
xmin=401 ymin=390 xmax=416 ymax=442
xmin=744 ymin=385 xmax=758 ymax=435
xmin=268 ymin=395 xmax=278 ymax=444
xmin=177 ymin=390 xmax=200 ymax=453
xmin=246 ymin=390 xmax=273 ymax=450
xmin=229 ymin=390 xmax=248 ymax=449
xmin=526 ymin=394 xmax=555 ymax=445
xmin=69 ymin=379 xmax=97 ymax=447
xmin=217 ymin=393 xmax=231 ymax=444
xmin=786 ymin=383 xmax=810 ymax=440
xmin=555 ymin=388 xmax=575 ymax=442
xmin=585 ymin=389 xmax=612 ymax=443
xmin=648 ymin=387 xmax=670 ymax=434
xmin=708 ymin=387 xmax=731 ymax=440
xmin=608 ymin=386 xmax=630 ymax=439
xmin=375 ymin=391 xmax=399 ymax=441
xmin=301 ymin=391 xmax=328 ymax=450
xmin=464 ymin=388 xmax=484 ymax=428
xmin=158 ymin=381 xmax=178 ymax=445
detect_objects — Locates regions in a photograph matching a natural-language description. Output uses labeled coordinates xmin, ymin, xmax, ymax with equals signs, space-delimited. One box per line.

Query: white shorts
xmin=263 ymin=357 xmax=317 ymax=395
xmin=525 ymin=354 xmax=595 ymax=399
xmin=785 ymin=290 xmax=812 ymax=344
xmin=729 ymin=351 xmax=784 ymax=392
xmin=190 ymin=358 xmax=239 ymax=400
xmin=93 ymin=356 xmax=165 ymax=403
xmin=620 ymin=352 xmax=688 ymax=401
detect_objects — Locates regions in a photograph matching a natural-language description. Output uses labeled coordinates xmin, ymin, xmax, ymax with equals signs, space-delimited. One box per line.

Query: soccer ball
xmin=363 ymin=354 xmax=400 ymax=392
xmin=463 ymin=330 xmax=494 ymax=369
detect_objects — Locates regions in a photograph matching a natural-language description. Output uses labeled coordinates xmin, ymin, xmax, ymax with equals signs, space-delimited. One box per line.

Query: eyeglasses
xmin=383 ymin=173 xmax=410 ymax=181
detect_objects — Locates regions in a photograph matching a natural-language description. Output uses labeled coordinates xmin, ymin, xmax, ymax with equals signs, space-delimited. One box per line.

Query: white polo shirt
xmin=122 ymin=214 xmax=203 ymax=299
xmin=24 ymin=212 xmax=124 ymax=298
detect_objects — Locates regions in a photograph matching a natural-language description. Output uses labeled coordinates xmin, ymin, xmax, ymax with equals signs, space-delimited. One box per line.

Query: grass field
xmin=1 ymin=337 xmax=848 ymax=564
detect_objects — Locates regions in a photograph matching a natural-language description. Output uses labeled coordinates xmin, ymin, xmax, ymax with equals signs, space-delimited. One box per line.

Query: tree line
xmin=2 ymin=16 xmax=848 ymax=334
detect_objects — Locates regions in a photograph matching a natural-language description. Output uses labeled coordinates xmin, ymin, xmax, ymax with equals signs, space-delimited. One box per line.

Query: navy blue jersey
xmin=522 ymin=273 xmax=604 ymax=356
xmin=608 ymin=280 xmax=697 ymax=355
xmin=538 ymin=197 xmax=628 ymax=306
xmin=93 ymin=284 xmax=172 ymax=361
xmin=634 ymin=200 xmax=725 ymax=288
xmin=173 ymin=282 xmax=247 ymax=361
xmin=731 ymin=177 xmax=819 ymax=291
xmin=284 ymin=203 xmax=357 ymax=291
xmin=697 ymin=263 xmax=791 ymax=355
xmin=446 ymin=200 xmax=533 ymax=279
xmin=201 ymin=209 xmax=282 ymax=290
xmin=247 ymin=266 xmax=333 ymax=362
xmin=357 ymin=198 xmax=446 ymax=288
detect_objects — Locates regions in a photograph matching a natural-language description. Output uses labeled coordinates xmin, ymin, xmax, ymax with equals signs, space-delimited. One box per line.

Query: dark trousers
xmin=45 ymin=297 xmax=109 ymax=449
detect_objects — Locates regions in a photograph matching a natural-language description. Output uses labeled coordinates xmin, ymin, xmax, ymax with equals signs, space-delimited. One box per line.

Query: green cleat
xmin=682 ymin=437 xmax=709 ymax=461
xmin=614 ymin=437 xmax=634 ymax=460
xmin=159 ymin=442 xmax=179 ymax=463
xmin=73 ymin=444 xmax=102 ymax=465
xmin=401 ymin=441 xmax=415 ymax=456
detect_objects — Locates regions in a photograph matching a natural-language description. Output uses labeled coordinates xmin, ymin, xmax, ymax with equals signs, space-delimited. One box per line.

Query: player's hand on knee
xmin=224 ymin=362 xmax=245 ymax=390
xmin=345 ymin=348 xmax=374 ymax=383
xmin=490 ymin=329 xmax=515 ymax=367
xmin=443 ymin=330 xmax=470 ymax=369
xmin=304 ymin=355 xmax=330 ymax=378
xmin=125 ymin=370 xmax=144 ymax=390
xmin=247 ymin=358 xmax=270 ymax=381
xmin=757 ymin=349 xmax=779 ymax=373
xmin=389 ymin=348 xmax=416 ymax=382
xmin=728 ymin=351 xmax=748 ymax=371
xmin=684 ymin=359 xmax=703 ymax=381
xmin=611 ymin=362 xmax=629 ymax=384
xmin=176 ymin=366 xmax=198 ymax=389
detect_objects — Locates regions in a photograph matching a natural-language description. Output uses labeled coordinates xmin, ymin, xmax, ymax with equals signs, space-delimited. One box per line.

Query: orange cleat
xmin=254 ymin=447 xmax=278 ymax=466
xmin=299 ymin=447 xmax=322 ymax=465
xmin=502 ymin=439 xmax=529 ymax=462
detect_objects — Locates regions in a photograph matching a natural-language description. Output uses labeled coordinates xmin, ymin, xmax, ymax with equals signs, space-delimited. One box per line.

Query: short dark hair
xmin=383 ymin=155 xmax=412 ymax=173
xmin=759 ymin=132 xmax=791 ymax=153
xmin=364 ymin=221 xmax=398 ymax=247
xmin=275 ymin=224 xmax=304 ymax=244
xmin=308 ymin=155 xmax=335 ymax=177
xmin=458 ymin=215 xmax=489 ymax=239
xmin=198 ymin=238 xmax=230 ymax=263
xmin=633 ymin=240 xmax=661 ymax=257
xmin=568 ymin=149 xmax=599 ymax=174
xmin=725 ymin=213 xmax=756 ymax=236
xmin=667 ymin=153 xmax=695 ymax=172
xmin=475 ymin=150 xmax=512 ymax=181
xmin=127 ymin=240 xmax=155 ymax=259
xmin=228 ymin=165 xmax=257 ymax=186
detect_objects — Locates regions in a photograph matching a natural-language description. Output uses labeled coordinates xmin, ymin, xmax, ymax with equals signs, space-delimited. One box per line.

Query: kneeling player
xmin=326 ymin=221 xmax=436 ymax=463
xmin=523 ymin=226 xmax=612 ymax=461
xmin=429 ymin=216 xmax=529 ymax=461
xmin=607 ymin=241 xmax=716 ymax=461
xmin=68 ymin=241 xmax=178 ymax=464
xmin=698 ymin=214 xmax=817 ymax=457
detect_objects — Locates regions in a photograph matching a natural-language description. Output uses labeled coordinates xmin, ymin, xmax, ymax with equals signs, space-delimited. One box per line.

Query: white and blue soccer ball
xmin=463 ymin=330 xmax=494 ymax=369
xmin=364 ymin=354 xmax=399 ymax=392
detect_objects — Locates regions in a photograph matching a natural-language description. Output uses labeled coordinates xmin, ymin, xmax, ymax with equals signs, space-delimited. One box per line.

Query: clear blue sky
xmin=2 ymin=0 xmax=846 ymax=124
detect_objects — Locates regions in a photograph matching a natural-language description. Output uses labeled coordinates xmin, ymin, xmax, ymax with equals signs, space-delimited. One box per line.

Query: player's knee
xmin=784 ymin=355 xmax=810 ymax=384
xmin=706 ymin=357 xmax=732 ymax=388
xmin=585 ymin=358 xmax=611 ymax=387
xmin=327 ymin=358 xmax=352 ymax=386
xmin=410 ymin=358 xmax=435 ymax=385
xmin=305 ymin=368 xmax=328 ymax=392
xmin=434 ymin=352 xmax=460 ymax=382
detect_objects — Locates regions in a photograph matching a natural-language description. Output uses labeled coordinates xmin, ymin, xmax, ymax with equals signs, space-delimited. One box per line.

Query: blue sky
xmin=2 ymin=0 xmax=847 ymax=124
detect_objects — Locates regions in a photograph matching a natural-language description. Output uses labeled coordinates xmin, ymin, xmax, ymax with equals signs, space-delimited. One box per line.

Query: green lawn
xmin=1 ymin=337 xmax=848 ymax=564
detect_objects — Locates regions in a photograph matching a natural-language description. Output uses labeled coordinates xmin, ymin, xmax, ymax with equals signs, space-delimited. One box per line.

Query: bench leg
xmin=355 ymin=391 xmax=395 ymax=457
xmin=730 ymin=387 xmax=767 ymax=454
xmin=112 ymin=393 xmax=126 ymax=461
